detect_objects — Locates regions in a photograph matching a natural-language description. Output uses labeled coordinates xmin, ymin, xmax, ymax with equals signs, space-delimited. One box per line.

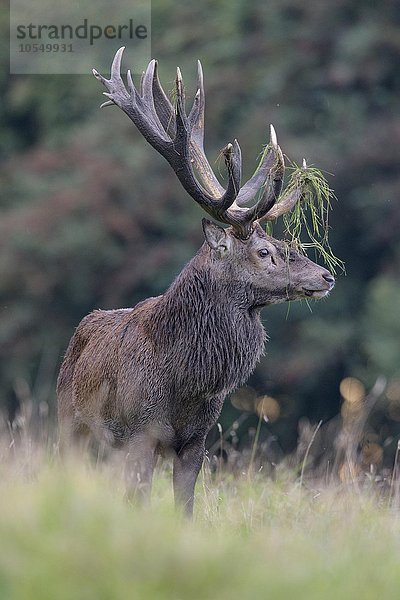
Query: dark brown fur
xmin=57 ymin=221 xmax=334 ymax=515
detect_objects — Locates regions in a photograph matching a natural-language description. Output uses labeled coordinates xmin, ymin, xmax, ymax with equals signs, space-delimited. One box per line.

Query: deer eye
xmin=258 ymin=248 xmax=270 ymax=258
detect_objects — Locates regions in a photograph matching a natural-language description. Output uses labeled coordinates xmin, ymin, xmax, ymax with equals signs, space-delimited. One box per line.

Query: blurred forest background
xmin=1 ymin=0 xmax=400 ymax=469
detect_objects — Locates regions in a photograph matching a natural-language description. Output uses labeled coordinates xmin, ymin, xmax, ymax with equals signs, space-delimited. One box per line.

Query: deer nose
xmin=322 ymin=272 xmax=335 ymax=286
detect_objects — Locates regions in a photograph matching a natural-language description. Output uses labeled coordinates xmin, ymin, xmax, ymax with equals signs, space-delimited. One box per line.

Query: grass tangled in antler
xmin=281 ymin=163 xmax=345 ymax=274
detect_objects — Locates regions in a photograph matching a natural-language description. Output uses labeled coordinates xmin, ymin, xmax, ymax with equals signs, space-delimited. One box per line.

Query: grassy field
xmin=1 ymin=437 xmax=400 ymax=600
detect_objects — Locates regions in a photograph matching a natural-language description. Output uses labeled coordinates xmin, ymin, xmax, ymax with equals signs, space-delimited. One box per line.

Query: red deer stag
xmin=57 ymin=47 xmax=335 ymax=516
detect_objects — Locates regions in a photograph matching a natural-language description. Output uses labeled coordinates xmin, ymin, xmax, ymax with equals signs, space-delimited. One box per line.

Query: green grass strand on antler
xmin=282 ymin=164 xmax=345 ymax=274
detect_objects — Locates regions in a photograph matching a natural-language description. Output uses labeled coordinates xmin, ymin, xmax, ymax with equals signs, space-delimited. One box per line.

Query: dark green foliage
xmin=1 ymin=0 xmax=399 ymax=453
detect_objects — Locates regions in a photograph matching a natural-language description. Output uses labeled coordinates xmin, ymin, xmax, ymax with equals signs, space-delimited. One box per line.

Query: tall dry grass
xmin=1 ymin=404 xmax=400 ymax=600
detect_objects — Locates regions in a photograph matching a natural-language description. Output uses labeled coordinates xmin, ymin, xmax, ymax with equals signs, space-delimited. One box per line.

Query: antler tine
xmin=188 ymin=61 xmax=205 ymax=150
xmin=235 ymin=125 xmax=284 ymax=208
xmin=188 ymin=61 xmax=225 ymax=197
xmin=174 ymin=66 xmax=187 ymax=133
xmin=138 ymin=59 xmax=172 ymax=140
xmin=151 ymin=61 xmax=176 ymax=138
xmin=100 ymin=100 xmax=114 ymax=108
xmin=110 ymin=46 xmax=125 ymax=86
xmin=141 ymin=60 xmax=158 ymax=105
xmin=243 ymin=125 xmax=285 ymax=222
xmin=243 ymin=145 xmax=285 ymax=222
xmin=221 ymin=140 xmax=242 ymax=211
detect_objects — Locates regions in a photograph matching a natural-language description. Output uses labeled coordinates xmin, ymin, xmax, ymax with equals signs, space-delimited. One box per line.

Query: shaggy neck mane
xmin=149 ymin=247 xmax=266 ymax=397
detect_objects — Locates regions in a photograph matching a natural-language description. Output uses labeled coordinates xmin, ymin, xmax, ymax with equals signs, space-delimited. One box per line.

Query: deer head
xmin=201 ymin=219 xmax=334 ymax=307
xmin=93 ymin=47 xmax=335 ymax=305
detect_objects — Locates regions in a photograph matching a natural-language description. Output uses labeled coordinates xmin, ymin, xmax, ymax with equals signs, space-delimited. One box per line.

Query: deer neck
xmin=162 ymin=253 xmax=249 ymax=321
xmin=151 ymin=255 xmax=265 ymax=395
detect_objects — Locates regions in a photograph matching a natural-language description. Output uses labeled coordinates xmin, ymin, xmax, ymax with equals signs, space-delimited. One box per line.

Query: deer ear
xmin=202 ymin=219 xmax=230 ymax=253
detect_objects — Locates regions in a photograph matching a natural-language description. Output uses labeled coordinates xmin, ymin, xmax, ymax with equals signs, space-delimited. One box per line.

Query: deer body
xmin=58 ymin=255 xmax=264 ymax=447
xmin=58 ymin=48 xmax=335 ymax=515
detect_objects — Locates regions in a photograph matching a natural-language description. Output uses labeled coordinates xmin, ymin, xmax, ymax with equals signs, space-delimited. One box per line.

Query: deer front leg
xmin=173 ymin=435 xmax=206 ymax=517
xmin=125 ymin=433 xmax=156 ymax=507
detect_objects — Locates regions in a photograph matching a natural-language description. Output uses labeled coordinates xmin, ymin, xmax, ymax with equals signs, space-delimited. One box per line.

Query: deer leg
xmin=173 ymin=435 xmax=206 ymax=517
xmin=124 ymin=433 xmax=156 ymax=507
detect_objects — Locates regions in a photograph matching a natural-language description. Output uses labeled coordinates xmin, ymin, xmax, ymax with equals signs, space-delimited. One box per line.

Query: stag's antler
xmin=93 ymin=47 xmax=307 ymax=239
